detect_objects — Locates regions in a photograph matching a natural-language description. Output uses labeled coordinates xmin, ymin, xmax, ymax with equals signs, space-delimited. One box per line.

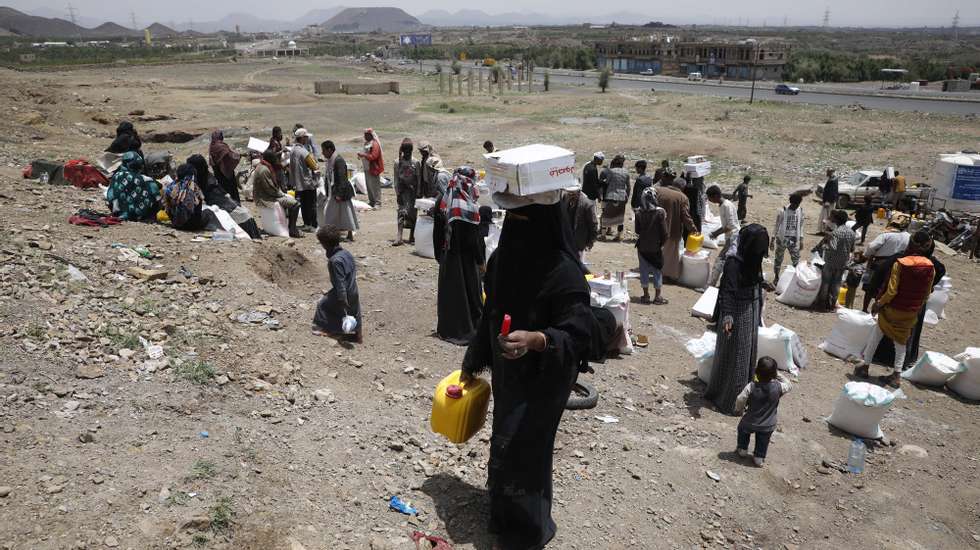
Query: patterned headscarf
xmin=638 ymin=186 xmax=660 ymax=212
xmin=440 ymin=167 xmax=481 ymax=224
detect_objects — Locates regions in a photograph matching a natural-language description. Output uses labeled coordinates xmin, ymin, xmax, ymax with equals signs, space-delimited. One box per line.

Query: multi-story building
xmin=595 ymin=37 xmax=791 ymax=80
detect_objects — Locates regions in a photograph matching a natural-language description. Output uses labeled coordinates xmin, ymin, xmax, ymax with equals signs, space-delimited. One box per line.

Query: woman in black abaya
xmin=462 ymin=198 xmax=594 ymax=550
xmin=434 ymin=167 xmax=484 ymax=345
xmin=705 ymin=223 xmax=770 ymax=415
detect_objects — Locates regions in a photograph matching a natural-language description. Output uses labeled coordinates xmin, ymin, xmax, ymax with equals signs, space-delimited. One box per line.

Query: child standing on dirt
xmin=734 ymin=356 xmax=791 ymax=467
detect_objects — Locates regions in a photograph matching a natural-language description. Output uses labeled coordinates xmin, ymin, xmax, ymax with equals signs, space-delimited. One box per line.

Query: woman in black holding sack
xmin=461 ymin=195 xmax=595 ymax=550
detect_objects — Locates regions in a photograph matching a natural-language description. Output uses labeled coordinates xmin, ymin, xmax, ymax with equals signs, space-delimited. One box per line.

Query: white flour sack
xmin=828 ymin=382 xmax=905 ymax=439
xmin=685 ymin=331 xmax=717 ymax=384
xmin=776 ymin=262 xmax=821 ymax=308
xmin=819 ymin=308 xmax=876 ymax=360
xmin=901 ymin=352 xmax=965 ymax=387
xmin=948 ymin=348 xmax=980 ymax=400
xmin=757 ymin=324 xmax=800 ymax=375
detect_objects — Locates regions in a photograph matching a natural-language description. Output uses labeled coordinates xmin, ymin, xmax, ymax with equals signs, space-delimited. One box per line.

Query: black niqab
xmin=490 ymin=203 xmax=586 ymax=327
xmin=733 ymin=223 xmax=769 ymax=286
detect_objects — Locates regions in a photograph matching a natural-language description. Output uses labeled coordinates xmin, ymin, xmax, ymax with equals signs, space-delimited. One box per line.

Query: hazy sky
xmin=13 ymin=0 xmax=978 ymax=27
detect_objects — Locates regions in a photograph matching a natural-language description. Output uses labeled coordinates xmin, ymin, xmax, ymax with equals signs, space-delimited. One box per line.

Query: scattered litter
xmin=66 ymin=264 xmax=88 ymax=282
xmin=235 ymin=310 xmax=281 ymax=329
xmin=138 ymin=336 xmax=165 ymax=360
xmin=411 ymin=531 xmax=453 ymax=550
xmin=595 ymin=414 xmax=620 ymax=424
xmin=389 ymin=495 xmax=417 ymax=515
xmin=706 ymin=470 xmax=721 ymax=482
xmin=199 ymin=431 xmax=209 ymax=439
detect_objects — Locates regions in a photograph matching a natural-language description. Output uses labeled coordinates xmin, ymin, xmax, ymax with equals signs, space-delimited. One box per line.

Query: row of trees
xmin=782 ymin=50 xmax=976 ymax=83
xmin=406 ymin=44 xmax=595 ymax=71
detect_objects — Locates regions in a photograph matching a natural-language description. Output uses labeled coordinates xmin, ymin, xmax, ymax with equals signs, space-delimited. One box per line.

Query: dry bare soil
xmin=0 ymin=58 xmax=978 ymax=550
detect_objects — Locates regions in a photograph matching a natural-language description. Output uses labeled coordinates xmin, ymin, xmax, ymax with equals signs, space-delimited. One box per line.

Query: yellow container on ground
xmin=431 ymin=370 xmax=491 ymax=444
xmin=685 ymin=233 xmax=704 ymax=253
xmin=156 ymin=210 xmax=170 ymax=224
xmin=876 ymin=208 xmax=886 ymax=219
xmin=838 ymin=286 xmax=848 ymax=306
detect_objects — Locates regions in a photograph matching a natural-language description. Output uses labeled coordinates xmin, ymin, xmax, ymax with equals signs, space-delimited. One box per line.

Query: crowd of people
xmin=97 ymin=122 xmax=961 ymax=548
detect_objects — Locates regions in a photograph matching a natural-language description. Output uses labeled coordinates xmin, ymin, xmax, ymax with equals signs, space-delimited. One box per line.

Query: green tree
xmin=599 ymin=67 xmax=611 ymax=92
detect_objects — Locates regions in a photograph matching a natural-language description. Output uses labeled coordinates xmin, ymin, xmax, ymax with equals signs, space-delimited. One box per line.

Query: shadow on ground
xmin=421 ymin=474 xmax=493 ymax=550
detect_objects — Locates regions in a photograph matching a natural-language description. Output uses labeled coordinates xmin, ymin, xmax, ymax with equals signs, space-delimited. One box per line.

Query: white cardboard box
xmin=247 ymin=137 xmax=270 ymax=153
xmin=485 ymin=144 xmax=576 ymax=196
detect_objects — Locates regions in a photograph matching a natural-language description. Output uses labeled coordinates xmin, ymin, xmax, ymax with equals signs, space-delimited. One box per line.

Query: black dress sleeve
xmin=462 ymin=256 xmax=496 ymax=376
xmin=540 ymin=291 xmax=593 ymax=372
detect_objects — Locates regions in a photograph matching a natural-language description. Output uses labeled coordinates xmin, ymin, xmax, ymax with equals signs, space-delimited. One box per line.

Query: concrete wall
xmin=314 ymin=80 xmax=400 ymax=95
xmin=314 ymin=81 xmax=343 ymax=94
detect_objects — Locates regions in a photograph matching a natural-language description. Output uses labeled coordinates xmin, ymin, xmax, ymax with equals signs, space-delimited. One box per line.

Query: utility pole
xmin=952 ymin=10 xmax=960 ymax=41
xmin=783 ymin=15 xmax=788 ymax=27
xmin=823 ymin=7 xmax=830 ymax=28
xmin=130 ymin=11 xmax=138 ymax=31
xmin=66 ymin=3 xmax=78 ymax=26
xmin=749 ymin=43 xmax=758 ymax=104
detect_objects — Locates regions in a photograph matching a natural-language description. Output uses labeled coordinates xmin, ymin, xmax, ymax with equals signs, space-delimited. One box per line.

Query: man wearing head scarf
xmin=600 ymin=154 xmax=630 ymax=241
xmin=656 ymin=172 xmax=696 ymax=281
xmin=705 ymin=224 xmax=770 ymax=414
xmin=635 ymin=186 xmax=669 ymax=305
xmin=394 ymin=138 xmax=421 ymax=246
xmin=106 ymin=152 xmax=160 ymax=221
xmin=861 ymin=220 xmax=910 ymax=312
xmin=461 ymin=188 xmax=595 ymax=550
xmin=357 ymin=128 xmax=385 ymax=208
xmin=561 ymin=184 xmax=597 ymax=262
xmin=251 ymin=150 xmax=303 ymax=238
xmin=434 ymin=167 xmax=483 ymax=345
xmin=208 ymin=130 xmax=242 ymax=204
xmin=106 ymin=121 xmax=144 ymax=158
xmin=290 ymin=128 xmax=320 ymax=231
xmin=855 ymin=230 xmax=935 ymax=388
xmin=419 ymin=142 xmax=446 ymax=198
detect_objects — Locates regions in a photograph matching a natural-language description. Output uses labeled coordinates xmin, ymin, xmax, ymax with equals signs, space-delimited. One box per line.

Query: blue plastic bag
xmin=389 ymin=495 xmax=417 ymax=515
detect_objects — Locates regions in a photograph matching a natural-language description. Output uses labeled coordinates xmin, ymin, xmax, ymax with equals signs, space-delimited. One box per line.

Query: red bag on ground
xmin=63 ymin=159 xmax=108 ymax=189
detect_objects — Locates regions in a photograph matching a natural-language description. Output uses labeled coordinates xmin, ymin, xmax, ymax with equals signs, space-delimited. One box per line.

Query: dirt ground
xmin=1 ymin=58 xmax=979 ymax=550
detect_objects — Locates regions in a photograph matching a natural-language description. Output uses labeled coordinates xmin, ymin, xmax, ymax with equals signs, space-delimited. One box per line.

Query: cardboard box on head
xmin=485 ymin=144 xmax=576 ymax=197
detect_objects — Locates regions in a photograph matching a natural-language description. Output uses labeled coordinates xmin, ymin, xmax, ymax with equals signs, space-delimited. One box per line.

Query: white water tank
xmin=935 ymin=152 xmax=980 ymax=212
xmin=287 ymin=40 xmax=297 ymax=49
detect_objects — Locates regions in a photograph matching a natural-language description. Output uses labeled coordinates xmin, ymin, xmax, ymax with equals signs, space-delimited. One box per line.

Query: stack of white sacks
xmin=685 ymin=322 xmax=807 ymax=384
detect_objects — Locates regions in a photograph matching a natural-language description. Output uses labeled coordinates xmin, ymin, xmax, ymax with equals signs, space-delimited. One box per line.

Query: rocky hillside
xmin=319 ymin=7 xmax=426 ymax=33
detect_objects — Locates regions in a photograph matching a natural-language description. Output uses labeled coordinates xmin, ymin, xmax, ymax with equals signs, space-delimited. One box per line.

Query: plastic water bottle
xmin=212 ymin=230 xmax=235 ymax=241
xmin=847 ymin=438 xmax=866 ymax=474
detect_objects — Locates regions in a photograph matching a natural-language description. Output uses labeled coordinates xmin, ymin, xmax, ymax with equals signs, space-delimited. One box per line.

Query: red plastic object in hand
xmin=500 ymin=314 xmax=512 ymax=336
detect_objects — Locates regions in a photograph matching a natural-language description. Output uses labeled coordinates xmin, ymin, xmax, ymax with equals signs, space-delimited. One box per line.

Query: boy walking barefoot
xmin=734 ymin=357 xmax=791 ymax=467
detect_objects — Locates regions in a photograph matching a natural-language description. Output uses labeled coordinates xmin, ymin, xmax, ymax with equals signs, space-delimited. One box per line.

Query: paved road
xmin=415 ymin=61 xmax=980 ymax=115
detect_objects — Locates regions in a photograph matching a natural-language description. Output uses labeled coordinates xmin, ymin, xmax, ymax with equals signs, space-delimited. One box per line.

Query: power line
xmin=952 ymin=10 xmax=960 ymax=41
xmin=823 ymin=6 xmax=830 ymax=28
xmin=130 ymin=11 xmax=138 ymax=31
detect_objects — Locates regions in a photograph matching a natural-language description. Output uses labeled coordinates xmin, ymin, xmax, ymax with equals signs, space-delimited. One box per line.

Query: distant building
xmin=19 ymin=53 xmax=36 ymax=63
xmin=595 ymin=37 xmax=791 ymax=80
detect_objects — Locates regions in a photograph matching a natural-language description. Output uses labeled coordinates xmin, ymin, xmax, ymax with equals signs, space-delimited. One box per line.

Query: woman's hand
xmin=722 ymin=316 xmax=734 ymax=336
xmin=459 ymin=370 xmax=475 ymax=385
xmin=498 ymin=330 xmax=546 ymax=360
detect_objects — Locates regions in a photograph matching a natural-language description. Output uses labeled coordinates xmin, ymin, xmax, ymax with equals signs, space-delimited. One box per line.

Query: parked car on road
xmin=640 ymin=68 xmax=655 ymax=75
xmin=775 ymin=83 xmax=801 ymax=95
xmin=814 ymin=170 xmax=883 ymax=208
xmin=688 ymin=72 xmax=703 ymax=81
